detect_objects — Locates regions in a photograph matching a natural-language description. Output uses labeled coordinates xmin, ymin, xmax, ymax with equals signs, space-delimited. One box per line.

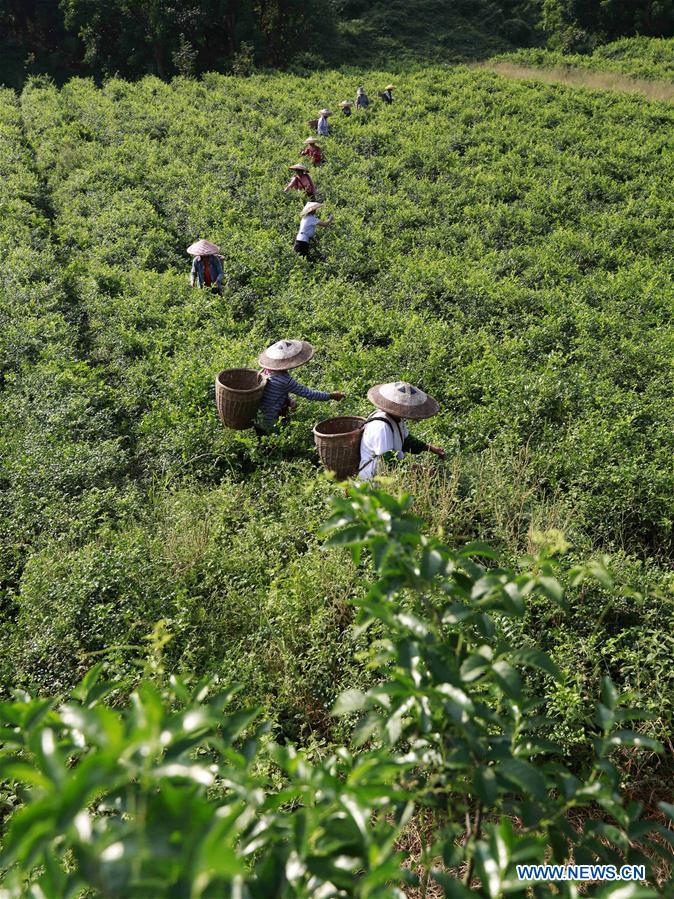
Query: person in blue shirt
xmin=187 ymin=239 xmax=223 ymax=294
xmin=255 ymin=339 xmax=344 ymax=435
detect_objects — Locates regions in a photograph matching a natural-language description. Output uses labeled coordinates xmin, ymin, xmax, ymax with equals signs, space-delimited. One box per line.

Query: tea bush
xmin=0 ymin=86 xmax=129 ymax=645
xmin=1 ymin=64 xmax=673 ymax=768
xmin=1 ymin=486 xmax=672 ymax=896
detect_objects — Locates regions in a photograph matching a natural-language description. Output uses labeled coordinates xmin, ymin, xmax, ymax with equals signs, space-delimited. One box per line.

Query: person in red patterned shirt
xmin=300 ymin=137 xmax=322 ymax=165
xmin=283 ymin=164 xmax=316 ymax=198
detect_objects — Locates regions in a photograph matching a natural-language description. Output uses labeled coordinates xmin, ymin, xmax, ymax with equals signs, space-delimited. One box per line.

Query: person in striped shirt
xmin=255 ymin=339 xmax=344 ymax=435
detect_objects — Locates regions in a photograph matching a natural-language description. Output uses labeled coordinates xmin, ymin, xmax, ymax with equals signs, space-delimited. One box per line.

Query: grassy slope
xmin=492 ymin=37 xmax=674 ymax=82
xmin=1 ymin=66 xmax=673 ymax=756
xmin=479 ymin=60 xmax=674 ymax=103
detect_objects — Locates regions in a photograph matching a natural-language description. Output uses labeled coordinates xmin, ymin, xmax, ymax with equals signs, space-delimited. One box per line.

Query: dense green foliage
xmin=2 ymin=0 xmax=674 ymax=88
xmin=1 ymin=63 xmax=673 ymax=772
xmin=537 ymin=0 xmax=674 ymax=52
xmin=0 ymin=0 xmax=336 ymax=85
xmin=325 ymin=0 xmax=514 ymax=67
xmin=1 ymin=485 xmax=672 ymax=896
xmin=0 ymin=0 xmax=508 ymax=87
xmin=495 ymin=36 xmax=674 ymax=81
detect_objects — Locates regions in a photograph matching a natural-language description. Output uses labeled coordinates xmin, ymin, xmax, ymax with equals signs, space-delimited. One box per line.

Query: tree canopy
xmin=0 ymin=0 xmax=672 ymax=87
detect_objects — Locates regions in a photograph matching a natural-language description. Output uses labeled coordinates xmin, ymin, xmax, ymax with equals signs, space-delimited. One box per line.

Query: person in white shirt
xmin=293 ymin=201 xmax=333 ymax=258
xmin=359 ymin=381 xmax=445 ymax=480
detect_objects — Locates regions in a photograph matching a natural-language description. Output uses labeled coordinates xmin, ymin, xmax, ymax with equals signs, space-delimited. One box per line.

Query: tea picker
xmin=355 ymin=86 xmax=369 ymax=110
xmin=283 ymin=164 xmax=316 ymax=199
xmin=255 ymin=339 xmax=344 ymax=436
xmin=301 ymin=137 xmax=323 ymax=165
xmin=380 ymin=84 xmax=394 ymax=104
xmin=339 ymin=100 xmax=353 ymax=117
xmin=312 ymin=382 xmax=444 ymax=481
xmin=187 ymin=239 xmax=223 ymax=294
xmin=293 ymin=201 xmax=333 ymax=259
xmin=317 ymin=108 xmax=332 ymax=136
xmin=358 ymin=381 xmax=444 ymax=480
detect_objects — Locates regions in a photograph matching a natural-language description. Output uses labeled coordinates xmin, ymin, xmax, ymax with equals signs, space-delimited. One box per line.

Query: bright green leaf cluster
xmin=1 ymin=486 xmax=671 ymax=896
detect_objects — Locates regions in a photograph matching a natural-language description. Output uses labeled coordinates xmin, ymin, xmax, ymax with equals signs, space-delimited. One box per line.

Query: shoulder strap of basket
xmin=363 ymin=413 xmax=395 ymax=435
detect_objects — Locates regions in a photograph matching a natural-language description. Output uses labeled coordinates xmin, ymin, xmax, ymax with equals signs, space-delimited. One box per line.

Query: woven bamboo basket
xmin=313 ymin=416 xmax=366 ymax=479
xmin=215 ymin=368 xmax=266 ymax=430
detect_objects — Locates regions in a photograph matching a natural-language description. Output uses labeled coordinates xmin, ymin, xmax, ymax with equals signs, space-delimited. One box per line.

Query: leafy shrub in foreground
xmin=1 ymin=486 xmax=672 ymax=897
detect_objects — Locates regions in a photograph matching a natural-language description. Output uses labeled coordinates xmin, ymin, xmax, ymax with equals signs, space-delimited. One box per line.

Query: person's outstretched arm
xmin=403 ymin=434 xmax=445 ymax=458
xmin=287 ymin=375 xmax=343 ymax=401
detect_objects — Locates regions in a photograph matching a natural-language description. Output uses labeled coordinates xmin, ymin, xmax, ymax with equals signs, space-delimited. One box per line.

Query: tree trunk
xmin=152 ymin=40 xmax=166 ymax=78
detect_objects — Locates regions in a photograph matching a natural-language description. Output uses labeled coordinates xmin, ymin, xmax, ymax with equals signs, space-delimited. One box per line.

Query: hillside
xmin=331 ymin=0 xmax=515 ymax=66
xmin=493 ymin=36 xmax=674 ymax=82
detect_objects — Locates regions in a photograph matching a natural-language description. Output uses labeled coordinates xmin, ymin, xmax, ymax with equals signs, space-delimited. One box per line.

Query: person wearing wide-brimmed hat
xmin=339 ymin=100 xmax=353 ymax=117
xmin=355 ymin=86 xmax=369 ymax=111
xmin=380 ymin=84 xmax=394 ymax=104
xmin=293 ymin=201 xmax=333 ymax=258
xmin=256 ymin=339 xmax=344 ymax=435
xmin=283 ymin=163 xmax=316 ymax=198
xmin=187 ymin=239 xmax=223 ymax=294
xmin=317 ymin=108 xmax=332 ymax=137
xmin=300 ymin=137 xmax=322 ymax=166
xmin=358 ymin=381 xmax=445 ymax=480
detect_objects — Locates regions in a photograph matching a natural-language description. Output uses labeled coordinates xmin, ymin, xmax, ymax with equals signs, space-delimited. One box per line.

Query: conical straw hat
xmin=367 ymin=381 xmax=439 ymax=420
xmin=339 ymin=100 xmax=352 ymax=107
xmin=319 ymin=108 xmax=332 ymax=115
xmin=289 ymin=163 xmax=309 ymax=172
xmin=304 ymin=137 xmax=319 ymax=144
xmin=187 ymin=239 xmax=220 ymax=256
xmin=258 ymin=339 xmax=315 ymax=371
xmin=301 ymin=201 xmax=322 ymax=216
xmin=385 ymin=84 xmax=394 ymax=91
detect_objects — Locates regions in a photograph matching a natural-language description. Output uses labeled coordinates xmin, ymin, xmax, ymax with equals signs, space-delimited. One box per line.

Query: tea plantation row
xmin=1 ymin=68 xmax=673 ymax=758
